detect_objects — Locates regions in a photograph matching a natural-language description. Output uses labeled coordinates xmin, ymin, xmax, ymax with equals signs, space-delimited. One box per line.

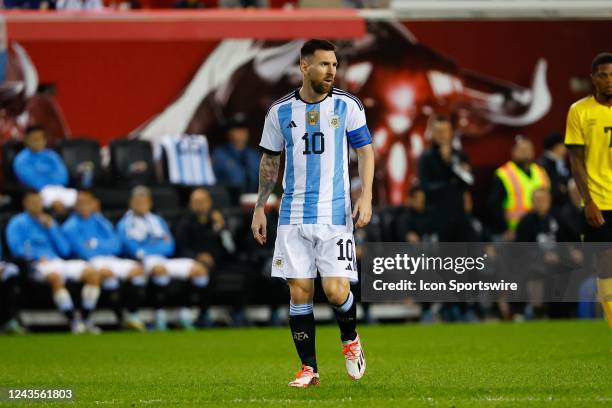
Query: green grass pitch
xmin=0 ymin=320 xmax=610 ymax=407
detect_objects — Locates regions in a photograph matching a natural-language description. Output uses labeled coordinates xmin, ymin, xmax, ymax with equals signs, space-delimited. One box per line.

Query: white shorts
xmin=40 ymin=185 xmax=77 ymax=208
xmin=143 ymin=256 xmax=196 ymax=280
xmin=90 ymin=256 xmax=140 ymax=280
xmin=271 ymin=224 xmax=358 ymax=283
xmin=33 ymin=259 xmax=90 ymax=282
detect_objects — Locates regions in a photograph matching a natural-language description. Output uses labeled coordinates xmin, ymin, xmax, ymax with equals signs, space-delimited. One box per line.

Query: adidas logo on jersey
xmin=345 ymin=263 xmax=352 ymax=271
xmin=287 ymin=121 xmax=297 ymax=129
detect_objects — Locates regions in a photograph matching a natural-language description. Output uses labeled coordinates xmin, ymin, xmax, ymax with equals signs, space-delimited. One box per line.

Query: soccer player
xmin=251 ymin=39 xmax=374 ymax=387
xmin=13 ymin=126 xmax=77 ymax=215
xmin=116 ymin=186 xmax=209 ymax=330
xmin=6 ymin=190 xmax=102 ymax=334
xmin=565 ymin=52 xmax=612 ymax=328
xmin=62 ymin=190 xmax=147 ymax=331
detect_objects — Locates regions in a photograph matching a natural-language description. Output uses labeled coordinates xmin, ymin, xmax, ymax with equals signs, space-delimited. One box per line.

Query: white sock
xmin=155 ymin=309 xmax=167 ymax=321
xmin=53 ymin=288 xmax=74 ymax=312
xmin=81 ymin=285 xmax=100 ymax=311
xmin=102 ymin=278 xmax=120 ymax=291
xmin=179 ymin=307 xmax=193 ymax=322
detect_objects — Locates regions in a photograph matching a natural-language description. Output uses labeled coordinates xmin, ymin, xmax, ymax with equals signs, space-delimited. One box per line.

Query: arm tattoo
xmin=567 ymin=145 xmax=592 ymax=203
xmin=256 ymin=153 xmax=281 ymax=208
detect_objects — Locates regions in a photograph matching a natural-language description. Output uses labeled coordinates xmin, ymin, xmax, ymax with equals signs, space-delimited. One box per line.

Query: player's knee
xmin=324 ymin=283 xmax=350 ymax=306
xmin=151 ymin=265 xmax=167 ymax=276
xmin=83 ymin=267 xmax=101 ymax=285
xmin=99 ymin=268 xmax=114 ymax=280
xmin=47 ymin=272 xmax=63 ymax=289
xmin=129 ymin=265 xmax=145 ymax=278
xmin=190 ymin=263 xmax=208 ymax=277
xmin=289 ymin=286 xmax=314 ymax=304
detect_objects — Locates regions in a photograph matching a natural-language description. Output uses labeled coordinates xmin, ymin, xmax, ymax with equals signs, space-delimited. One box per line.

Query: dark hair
xmin=513 ymin=134 xmax=532 ymax=146
xmin=25 ymin=125 xmax=45 ymax=137
xmin=300 ymin=39 xmax=336 ymax=60
xmin=22 ymin=189 xmax=40 ymax=201
xmin=431 ymin=114 xmax=451 ymax=124
xmin=224 ymin=112 xmax=248 ymax=132
xmin=592 ymin=52 xmax=612 ymax=74
xmin=77 ymin=188 xmax=96 ymax=198
xmin=543 ymin=132 xmax=563 ymax=151
xmin=409 ymin=184 xmax=423 ymax=197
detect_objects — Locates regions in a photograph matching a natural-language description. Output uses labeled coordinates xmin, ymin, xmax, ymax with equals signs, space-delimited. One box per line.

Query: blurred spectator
xmin=514 ymin=188 xmax=575 ymax=319
xmin=218 ymin=0 xmax=265 ymax=7
xmin=2 ymin=0 xmax=48 ymax=9
xmin=174 ymin=0 xmax=204 ymax=7
xmin=515 ymin=188 xmax=560 ymax=243
xmin=463 ymin=191 xmax=490 ymax=242
xmin=13 ymin=126 xmax=76 ymax=216
xmin=56 ymin=0 xmax=103 ymax=9
xmin=62 ymin=190 xmax=146 ymax=331
xmin=538 ymin=132 xmax=570 ymax=213
xmin=557 ymin=179 xmax=584 ymax=242
xmin=0 ymin=260 xmax=23 ymax=334
xmin=116 ymin=186 xmax=208 ymax=331
xmin=212 ymin=114 xmax=260 ymax=198
xmin=6 ymin=190 xmax=102 ymax=334
xmin=418 ymin=115 xmax=473 ymax=242
xmin=175 ymin=188 xmax=235 ymax=326
xmin=394 ymin=185 xmax=433 ymax=243
xmin=488 ymin=136 xmax=550 ymax=240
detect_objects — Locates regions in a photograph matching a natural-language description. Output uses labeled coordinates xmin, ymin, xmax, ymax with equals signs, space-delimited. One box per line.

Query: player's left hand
xmin=352 ymin=195 xmax=372 ymax=228
xmin=251 ymin=207 xmax=267 ymax=245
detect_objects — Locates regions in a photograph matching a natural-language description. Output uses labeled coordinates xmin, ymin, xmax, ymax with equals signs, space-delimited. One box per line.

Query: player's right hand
xmin=585 ymin=201 xmax=605 ymax=227
xmin=251 ymin=207 xmax=267 ymax=245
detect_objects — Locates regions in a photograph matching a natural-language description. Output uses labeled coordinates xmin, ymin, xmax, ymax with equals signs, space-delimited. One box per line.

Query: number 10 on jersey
xmin=302 ymin=132 xmax=325 ymax=155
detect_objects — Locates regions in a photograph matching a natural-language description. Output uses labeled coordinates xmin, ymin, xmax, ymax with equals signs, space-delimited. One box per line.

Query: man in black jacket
xmin=394 ymin=185 xmax=434 ymax=242
xmin=175 ymin=188 xmax=230 ymax=326
xmin=418 ymin=115 xmax=473 ymax=242
xmin=538 ymin=132 xmax=570 ymax=214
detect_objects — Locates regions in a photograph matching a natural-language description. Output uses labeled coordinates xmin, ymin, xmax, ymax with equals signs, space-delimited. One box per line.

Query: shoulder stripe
xmin=332 ymin=89 xmax=364 ymax=111
xmin=265 ymin=91 xmax=296 ymax=117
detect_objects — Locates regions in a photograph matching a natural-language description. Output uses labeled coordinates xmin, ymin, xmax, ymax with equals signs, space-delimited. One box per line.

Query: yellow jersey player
xmin=565 ymin=52 xmax=612 ymax=328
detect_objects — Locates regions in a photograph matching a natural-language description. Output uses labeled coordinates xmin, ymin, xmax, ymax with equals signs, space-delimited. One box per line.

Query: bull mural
xmin=136 ymin=21 xmax=551 ymax=205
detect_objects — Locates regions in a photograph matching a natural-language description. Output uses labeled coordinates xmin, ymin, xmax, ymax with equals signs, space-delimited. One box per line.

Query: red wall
xmin=405 ymin=20 xmax=611 ymax=167
xmin=24 ymin=41 xmax=218 ymax=141
xmin=9 ymin=16 xmax=612 ymax=159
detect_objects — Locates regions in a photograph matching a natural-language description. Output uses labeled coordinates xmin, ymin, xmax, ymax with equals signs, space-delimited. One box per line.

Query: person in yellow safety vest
xmin=488 ymin=136 xmax=550 ymax=240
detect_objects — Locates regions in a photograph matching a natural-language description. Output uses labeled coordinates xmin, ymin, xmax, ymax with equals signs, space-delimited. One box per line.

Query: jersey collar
xmin=294 ymin=88 xmax=333 ymax=105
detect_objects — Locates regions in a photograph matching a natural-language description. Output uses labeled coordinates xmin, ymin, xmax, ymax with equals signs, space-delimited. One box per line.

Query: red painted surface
xmin=4 ymin=15 xmax=609 ymax=154
xmin=3 ymin=10 xmax=364 ymax=41
xmin=405 ymin=20 xmax=611 ymax=167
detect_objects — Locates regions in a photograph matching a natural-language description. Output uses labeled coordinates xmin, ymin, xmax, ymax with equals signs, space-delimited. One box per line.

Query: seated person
xmin=395 ymin=185 xmax=434 ymax=242
xmin=62 ymin=190 xmax=146 ymax=331
xmin=0 ymin=259 xmax=23 ymax=334
xmin=212 ymin=114 xmax=260 ymax=196
xmin=13 ymin=126 xmax=76 ymax=215
xmin=175 ymin=188 xmax=231 ymax=269
xmin=175 ymin=188 xmax=235 ymax=326
xmin=116 ymin=186 xmax=208 ymax=330
xmin=6 ymin=190 xmax=101 ymax=334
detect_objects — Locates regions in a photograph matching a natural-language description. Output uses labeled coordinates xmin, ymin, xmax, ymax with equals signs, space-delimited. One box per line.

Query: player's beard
xmin=312 ymin=77 xmax=333 ymax=95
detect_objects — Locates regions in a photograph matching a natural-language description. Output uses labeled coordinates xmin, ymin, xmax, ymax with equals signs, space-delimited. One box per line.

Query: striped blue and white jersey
xmin=259 ymin=88 xmax=372 ymax=226
xmin=154 ymin=134 xmax=216 ymax=186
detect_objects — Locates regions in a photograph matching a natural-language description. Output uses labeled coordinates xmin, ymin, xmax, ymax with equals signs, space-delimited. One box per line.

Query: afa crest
xmin=273 ymin=257 xmax=284 ymax=269
xmin=307 ymin=110 xmax=319 ymax=126
xmin=329 ymin=114 xmax=340 ymax=129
